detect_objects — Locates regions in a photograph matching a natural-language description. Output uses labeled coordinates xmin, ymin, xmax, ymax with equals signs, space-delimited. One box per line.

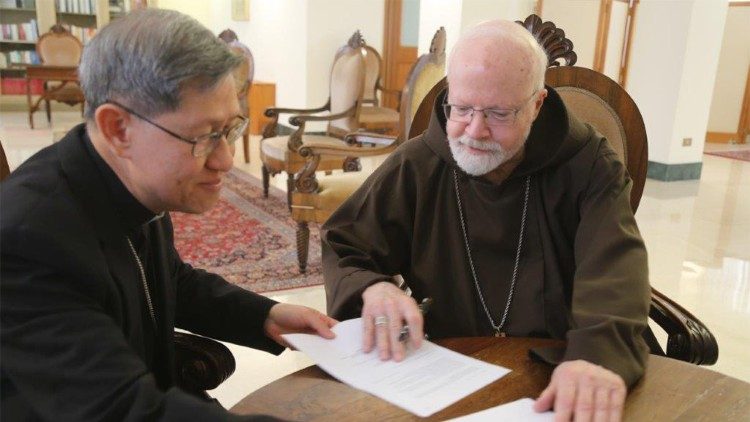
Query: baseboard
xmin=705 ymin=131 xmax=739 ymax=144
xmin=647 ymin=161 xmax=702 ymax=181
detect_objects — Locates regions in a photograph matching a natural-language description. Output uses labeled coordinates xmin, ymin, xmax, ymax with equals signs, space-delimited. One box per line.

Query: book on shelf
xmin=57 ymin=0 xmax=95 ymax=14
xmin=3 ymin=50 xmax=41 ymax=65
xmin=0 ymin=20 xmax=39 ymax=41
xmin=1 ymin=0 xmax=38 ymax=8
xmin=61 ymin=24 xmax=96 ymax=43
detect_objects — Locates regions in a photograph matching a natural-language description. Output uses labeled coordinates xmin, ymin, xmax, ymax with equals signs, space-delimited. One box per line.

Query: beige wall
xmin=305 ymin=0 xmax=385 ymax=110
xmin=628 ymin=0 xmax=727 ymax=165
xmin=158 ymin=0 xmax=211 ymax=29
xmin=708 ymin=5 xmax=750 ymax=135
xmin=418 ymin=0 xmax=535 ymax=68
xmin=205 ymin=0 xmax=309 ymax=110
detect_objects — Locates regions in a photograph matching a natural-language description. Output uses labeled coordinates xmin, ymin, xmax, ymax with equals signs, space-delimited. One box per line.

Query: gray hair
xmin=449 ymin=20 xmax=549 ymax=91
xmin=79 ymin=9 xmax=242 ymax=119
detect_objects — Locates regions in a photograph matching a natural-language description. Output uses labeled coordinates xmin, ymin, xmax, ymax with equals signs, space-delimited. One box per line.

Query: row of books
xmin=57 ymin=0 xmax=95 ymax=14
xmin=0 ymin=0 xmax=36 ymax=9
xmin=0 ymin=20 xmax=39 ymax=42
xmin=1 ymin=50 xmax=41 ymax=66
xmin=62 ymin=23 xmax=96 ymax=43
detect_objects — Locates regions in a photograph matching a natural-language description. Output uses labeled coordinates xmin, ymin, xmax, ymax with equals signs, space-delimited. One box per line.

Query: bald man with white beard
xmin=323 ymin=20 xmax=650 ymax=421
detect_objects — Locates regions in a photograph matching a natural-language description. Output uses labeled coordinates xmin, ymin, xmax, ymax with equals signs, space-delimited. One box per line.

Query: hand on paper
xmin=533 ymin=359 xmax=626 ymax=422
xmin=263 ymin=303 xmax=338 ymax=348
xmin=361 ymin=281 xmax=424 ymax=361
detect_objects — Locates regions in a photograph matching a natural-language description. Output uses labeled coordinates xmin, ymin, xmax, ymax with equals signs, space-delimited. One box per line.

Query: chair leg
xmin=262 ymin=165 xmax=270 ymax=198
xmin=296 ymin=222 xmax=310 ymax=273
xmin=242 ymin=132 xmax=250 ymax=164
xmin=286 ymin=173 xmax=294 ymax=211
xmin=45 ymin=98 xmax=51 ymax=125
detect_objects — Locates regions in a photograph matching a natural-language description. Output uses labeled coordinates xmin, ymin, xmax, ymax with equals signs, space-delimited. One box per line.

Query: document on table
xmin=282 ymin=318 xmax=510 ymax=418
xmin=448 ymin=398 xmax=553 ymax=421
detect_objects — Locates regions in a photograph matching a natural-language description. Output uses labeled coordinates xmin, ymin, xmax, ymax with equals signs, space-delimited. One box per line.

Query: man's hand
xmin=361 ymin=281 xmax=424 ymax=362
xmin=263 ymin=303 xmax=338 ymax=347
xmin=534 ymin=360 xmax=626 ymax=422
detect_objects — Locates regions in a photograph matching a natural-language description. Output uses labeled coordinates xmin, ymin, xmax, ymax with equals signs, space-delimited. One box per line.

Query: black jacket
xmin=1 ymin=124 xmax=283 ymax=421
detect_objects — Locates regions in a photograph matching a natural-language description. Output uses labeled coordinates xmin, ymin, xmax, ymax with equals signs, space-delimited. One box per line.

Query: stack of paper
xmin=282 ymin=318 xmax=511 ymax=418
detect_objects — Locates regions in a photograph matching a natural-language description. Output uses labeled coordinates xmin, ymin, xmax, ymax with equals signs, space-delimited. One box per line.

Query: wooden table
xmin=231 ymin=337 xmax=750 ymax=421
xmin=25 ymin=65 xmax=83 ymax=129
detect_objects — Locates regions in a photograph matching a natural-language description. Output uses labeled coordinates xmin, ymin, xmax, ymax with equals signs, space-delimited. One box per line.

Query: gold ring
xmin=374 ymin=316 xmax=388 ymax=326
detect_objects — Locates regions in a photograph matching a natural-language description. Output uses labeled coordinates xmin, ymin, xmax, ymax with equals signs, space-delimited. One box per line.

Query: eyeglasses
xmin=443 ymin=90 xmax=539 ymax=127
xmin=107 ymin=100 xmax=249 ymax=157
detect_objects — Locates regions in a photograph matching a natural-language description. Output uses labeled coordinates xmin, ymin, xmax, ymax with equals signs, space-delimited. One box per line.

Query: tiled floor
xmin=2 ymin=111 xmax=748 ymax=409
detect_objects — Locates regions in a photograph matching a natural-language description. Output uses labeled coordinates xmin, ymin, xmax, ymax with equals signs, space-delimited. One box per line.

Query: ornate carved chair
xmin=219 ymin=29 xmax=255 ymax=164
xmin=357 ymin=45 xmax=401 ymax=134
xmin=260 ymin=31 xmax=366 ymax=207
xmin=289 ymin=27 xmax=447 ymax=273
xmin=32 ymin=24 xmax=85 ymax=128
xmin=407 ymin=14 xmax=718 ymax=366
xmin=545 ymin=65 xmax=718 ymax=365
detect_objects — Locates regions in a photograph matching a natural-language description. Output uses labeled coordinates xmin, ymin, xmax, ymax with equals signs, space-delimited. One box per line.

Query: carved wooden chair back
xmin=36 ymin=24 xmax=83 ymax=66
xmin=398 ymin=27 xmax=446 ymax=142
xmin=327 ymin=31 xmax=367 ymax=137
xmin=362 ymin=45 xmax=383 ymax=106
xmin=546 ymin=66 xmax=647 ymax=211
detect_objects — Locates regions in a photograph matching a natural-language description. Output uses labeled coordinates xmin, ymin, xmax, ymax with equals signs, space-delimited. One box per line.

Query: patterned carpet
xmin=171 ymin=169 xmax=322 ymax=293
xmin=704 ymin=150 xmax=750 ymax=162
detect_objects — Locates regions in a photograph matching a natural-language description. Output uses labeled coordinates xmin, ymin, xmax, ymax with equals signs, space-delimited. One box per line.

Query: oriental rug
xmin=171 ymin=169 xmax=322 ymax=293
xmin=703 ymin=149 xmax=750 ymax=162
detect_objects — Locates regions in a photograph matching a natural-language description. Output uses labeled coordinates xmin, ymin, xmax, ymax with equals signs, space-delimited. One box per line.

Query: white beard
xmin=447 ymin=134 xmax=525 ymax=176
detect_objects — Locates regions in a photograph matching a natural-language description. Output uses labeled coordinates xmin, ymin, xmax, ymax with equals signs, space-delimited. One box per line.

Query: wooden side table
xmin=249 ymin=81 xmax=275 ymax=135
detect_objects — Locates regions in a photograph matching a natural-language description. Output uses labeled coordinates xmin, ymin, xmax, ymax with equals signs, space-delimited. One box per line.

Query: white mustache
xmin=452 ymin=135 xmax=503 ymax=152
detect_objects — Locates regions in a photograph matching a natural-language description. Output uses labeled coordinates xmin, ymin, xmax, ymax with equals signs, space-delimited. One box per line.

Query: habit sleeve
xmin=562 ymin=142 xmax=650 ymax=387
xmin=323 ymin=157 xmax=416 ymax=319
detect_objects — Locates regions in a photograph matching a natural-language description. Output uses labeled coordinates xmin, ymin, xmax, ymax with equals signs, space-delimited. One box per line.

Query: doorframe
xmin=592 ymin=0 xmax=638 ymax=87
xmin=737 ymin=64 xmax=750 ymax=144
xmin=382 ymin=0 xmax=403 ymax=109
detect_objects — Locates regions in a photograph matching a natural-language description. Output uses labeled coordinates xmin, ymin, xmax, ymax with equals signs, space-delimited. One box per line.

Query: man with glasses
xmin=1 ymin=9 xmax=335 ymax=421
xmin=323 ymin=20 xmax=649 ymax=421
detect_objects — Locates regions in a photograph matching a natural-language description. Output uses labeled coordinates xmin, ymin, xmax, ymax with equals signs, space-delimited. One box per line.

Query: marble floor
xmin=1 ymin=111 xmax=748 ymax=409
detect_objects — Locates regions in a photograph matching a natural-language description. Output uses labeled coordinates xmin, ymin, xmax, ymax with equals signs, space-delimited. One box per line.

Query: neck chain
xmin=452 ymin=169 xmax=531 ymax=337
xmin=126 ymin=237 xmax=157 ymax=331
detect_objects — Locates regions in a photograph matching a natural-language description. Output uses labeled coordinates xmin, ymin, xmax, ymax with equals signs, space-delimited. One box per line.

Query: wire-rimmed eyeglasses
xmin=443 ymin=90 xmax=539 ymax=127
xmin=107 ymin=100 xmax=248 ymax=157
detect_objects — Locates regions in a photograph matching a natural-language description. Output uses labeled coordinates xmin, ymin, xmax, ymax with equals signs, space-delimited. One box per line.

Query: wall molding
xmin=647 ymin=161 xmax=702 ymax=181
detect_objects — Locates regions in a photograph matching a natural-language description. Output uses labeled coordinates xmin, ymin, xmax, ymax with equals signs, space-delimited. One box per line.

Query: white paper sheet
xmin=282 ymin=318 xmax=510 ymax=418
xmin=448 ymin=398 xmax=553 ymax=421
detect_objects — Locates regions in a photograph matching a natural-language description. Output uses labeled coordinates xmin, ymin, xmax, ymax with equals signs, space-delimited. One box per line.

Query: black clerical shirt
xmin=84 ymin=135 xmax=161 ymax=370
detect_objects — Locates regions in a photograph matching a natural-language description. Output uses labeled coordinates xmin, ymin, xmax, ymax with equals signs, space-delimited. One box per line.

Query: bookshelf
xmin=1 ymin=0 xmax=128 ymax=95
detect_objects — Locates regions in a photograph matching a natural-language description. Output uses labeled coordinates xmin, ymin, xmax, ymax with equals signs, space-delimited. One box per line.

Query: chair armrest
xmin=299 ymin=138 xmax=397 ymax=158
xmin=344 ymin=132 xmax=398 ymax=146
xmin=288 ymin=104 xmax=357 ymax=126
xmin=293 ymin=139 xmax=397 ymax=194
xmin=173 ymin=332 xmax=236 ymax=395
xmin=649 ymin=287 xmax=719 ymax=365
xmin=262 ymin=100 xmax=331 ymax=138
